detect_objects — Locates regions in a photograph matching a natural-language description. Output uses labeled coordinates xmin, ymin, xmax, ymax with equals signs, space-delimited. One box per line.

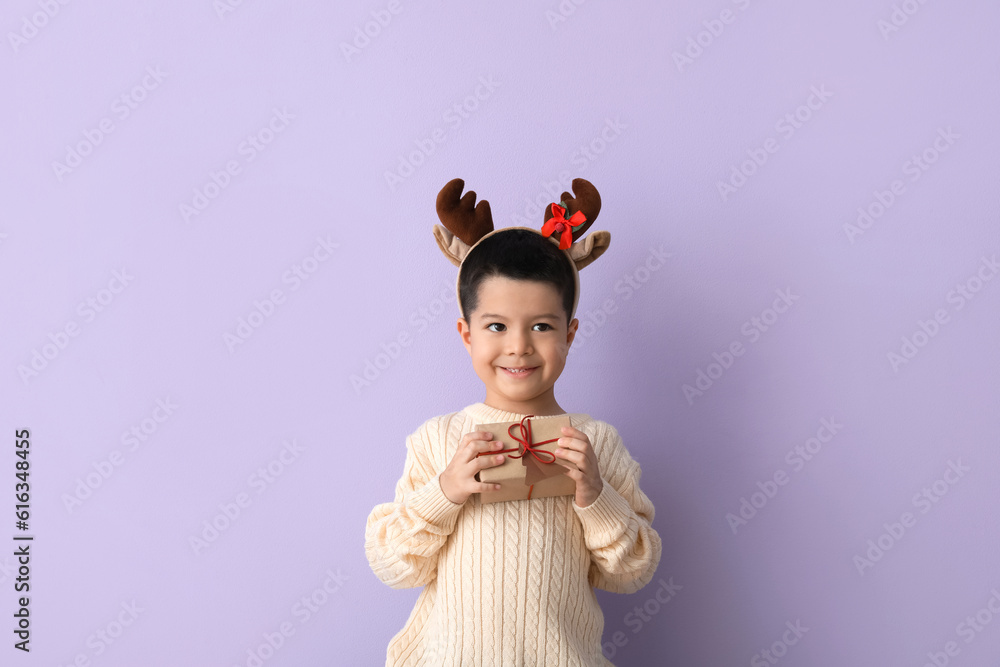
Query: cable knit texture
xmin=364 ymin=402 xmax=662 ymax=666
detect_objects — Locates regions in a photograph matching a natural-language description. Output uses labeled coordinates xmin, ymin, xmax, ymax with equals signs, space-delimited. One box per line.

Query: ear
xmin=456 ymin=317 xmax=473 ymax=354
xmin=566 ymin=317 xmax=579 ymax=346
xmin=569 ymin=230 xmax=611 ymax=270
xmin=433 ymin=224 xmax=472 ymax=267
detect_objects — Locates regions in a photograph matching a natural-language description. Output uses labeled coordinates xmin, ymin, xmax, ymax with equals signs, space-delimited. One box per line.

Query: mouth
xmin=499 ymin=366 xmax=537 ymax=377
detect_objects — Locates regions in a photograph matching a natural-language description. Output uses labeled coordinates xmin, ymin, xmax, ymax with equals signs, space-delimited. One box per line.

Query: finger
xmin=555 ymin=448 xmax=586 ymax=467
xmin=463 ymin=432 xmax=496 ymax=460
xmin=477 ymin=452 xmax=508 ymax=469
xmin=556 ymin=435 xmax=584 ymax=451
xmin=470 ymin=433 xmax=502 ymax=449
xmin=475 ymin=439 xmax=507 ymax=457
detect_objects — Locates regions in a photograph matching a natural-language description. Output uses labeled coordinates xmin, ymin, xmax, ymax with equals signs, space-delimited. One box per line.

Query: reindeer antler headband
xmin=432 ymin=177 xmax=611 ymax=320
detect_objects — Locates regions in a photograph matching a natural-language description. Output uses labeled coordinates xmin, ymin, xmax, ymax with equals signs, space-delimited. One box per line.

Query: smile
xmin=499 ymin=366 xmax=537 ymax=377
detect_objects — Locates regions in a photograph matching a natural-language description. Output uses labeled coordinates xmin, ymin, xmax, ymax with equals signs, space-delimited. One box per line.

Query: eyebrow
xmin=478 ymin=313 xmax=561 ymax=321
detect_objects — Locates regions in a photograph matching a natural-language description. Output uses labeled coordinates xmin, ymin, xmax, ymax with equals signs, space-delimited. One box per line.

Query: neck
xmin=482 ymin=392 xmax=564 ymax=417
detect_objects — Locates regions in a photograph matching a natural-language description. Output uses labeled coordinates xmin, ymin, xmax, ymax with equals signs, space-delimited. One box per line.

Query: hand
xmin=553 ymin=426 xmax=604 ymax=508
xmin=439 ymin=430 xmax=508 ymax=504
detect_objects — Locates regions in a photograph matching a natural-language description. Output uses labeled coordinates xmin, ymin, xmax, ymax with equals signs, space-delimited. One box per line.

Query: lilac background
xmin=2 ymin=0 xmax=999 ymax=665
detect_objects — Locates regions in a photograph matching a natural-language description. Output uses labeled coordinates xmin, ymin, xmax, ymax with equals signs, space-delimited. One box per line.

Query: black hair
xmin=459 ymin=229 xmax=575 ymax=327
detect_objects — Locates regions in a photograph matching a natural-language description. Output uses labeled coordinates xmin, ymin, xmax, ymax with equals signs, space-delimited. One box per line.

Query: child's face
xmin=457 ymin=275 xmax=578 ymax=414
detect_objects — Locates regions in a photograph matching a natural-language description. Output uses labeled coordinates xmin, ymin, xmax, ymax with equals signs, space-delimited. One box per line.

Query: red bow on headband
xmin=541 ymin=203 xmax=586 ymax=250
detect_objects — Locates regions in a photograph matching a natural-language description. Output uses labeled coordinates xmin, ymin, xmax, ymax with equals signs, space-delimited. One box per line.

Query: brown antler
xmin=436 ymin=178 xmax=494 ymax=247
xmin=542 ymin=178 xmax=601 ymax=242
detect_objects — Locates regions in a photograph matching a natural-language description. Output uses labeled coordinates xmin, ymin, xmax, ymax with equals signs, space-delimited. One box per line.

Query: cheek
xmin=474 ymin=347 xmax=495 ymax=366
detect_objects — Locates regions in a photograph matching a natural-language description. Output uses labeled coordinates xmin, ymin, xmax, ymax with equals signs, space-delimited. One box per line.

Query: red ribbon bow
xmin=477 ymin=415 xmax=562 ymax=500
xmin=506 ymin=415 xmax=559 ymax=465
xmin=541 ymin=203 xmax=586 ymax=250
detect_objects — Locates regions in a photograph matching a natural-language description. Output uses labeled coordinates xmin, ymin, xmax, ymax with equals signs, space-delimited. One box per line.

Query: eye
xmin=486 ymin=322 xmax=506 ymax=332
xmin=534 ymin=323 xmax=553 ymax=331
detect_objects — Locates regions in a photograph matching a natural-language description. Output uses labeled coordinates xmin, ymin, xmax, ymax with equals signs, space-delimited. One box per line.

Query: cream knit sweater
xmin=364 ymin=402 xmax=662 ymax=666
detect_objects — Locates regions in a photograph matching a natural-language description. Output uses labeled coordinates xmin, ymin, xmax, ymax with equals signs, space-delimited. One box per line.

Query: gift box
xmin=473 ymin=414 xmax=578 ymax=503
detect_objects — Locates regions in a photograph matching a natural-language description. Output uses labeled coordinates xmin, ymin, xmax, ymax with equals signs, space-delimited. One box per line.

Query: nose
xmin=506 ymin=327 xmax=533 ymax=355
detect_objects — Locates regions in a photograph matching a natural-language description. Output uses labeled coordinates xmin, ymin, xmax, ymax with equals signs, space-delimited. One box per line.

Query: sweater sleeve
xmin=571 ymin=422 xmax=662 ymax=594
xmin=364 ymin=418 xmax=466 ymax=589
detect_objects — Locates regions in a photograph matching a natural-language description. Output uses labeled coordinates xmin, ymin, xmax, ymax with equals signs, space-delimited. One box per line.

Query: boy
xmin=364 ymin=178 xmax=662 ymax=666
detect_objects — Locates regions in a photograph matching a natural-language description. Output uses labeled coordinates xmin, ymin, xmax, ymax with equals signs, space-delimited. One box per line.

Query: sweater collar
xmin=462 ymin=401 xmax=591 ymax=427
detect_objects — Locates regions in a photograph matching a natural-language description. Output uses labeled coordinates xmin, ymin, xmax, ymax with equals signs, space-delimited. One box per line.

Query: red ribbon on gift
xmin=541 ymin=204 xmax=586 ymax=250
xmin=478 ymin=415 xmax=562 ymax=500
xmin=505 ymin=415 xmax=559 ymax=465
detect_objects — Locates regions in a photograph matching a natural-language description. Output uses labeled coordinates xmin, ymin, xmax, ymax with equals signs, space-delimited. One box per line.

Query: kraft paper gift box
xmin=473 ymin=414 xmax=578 ymax=503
